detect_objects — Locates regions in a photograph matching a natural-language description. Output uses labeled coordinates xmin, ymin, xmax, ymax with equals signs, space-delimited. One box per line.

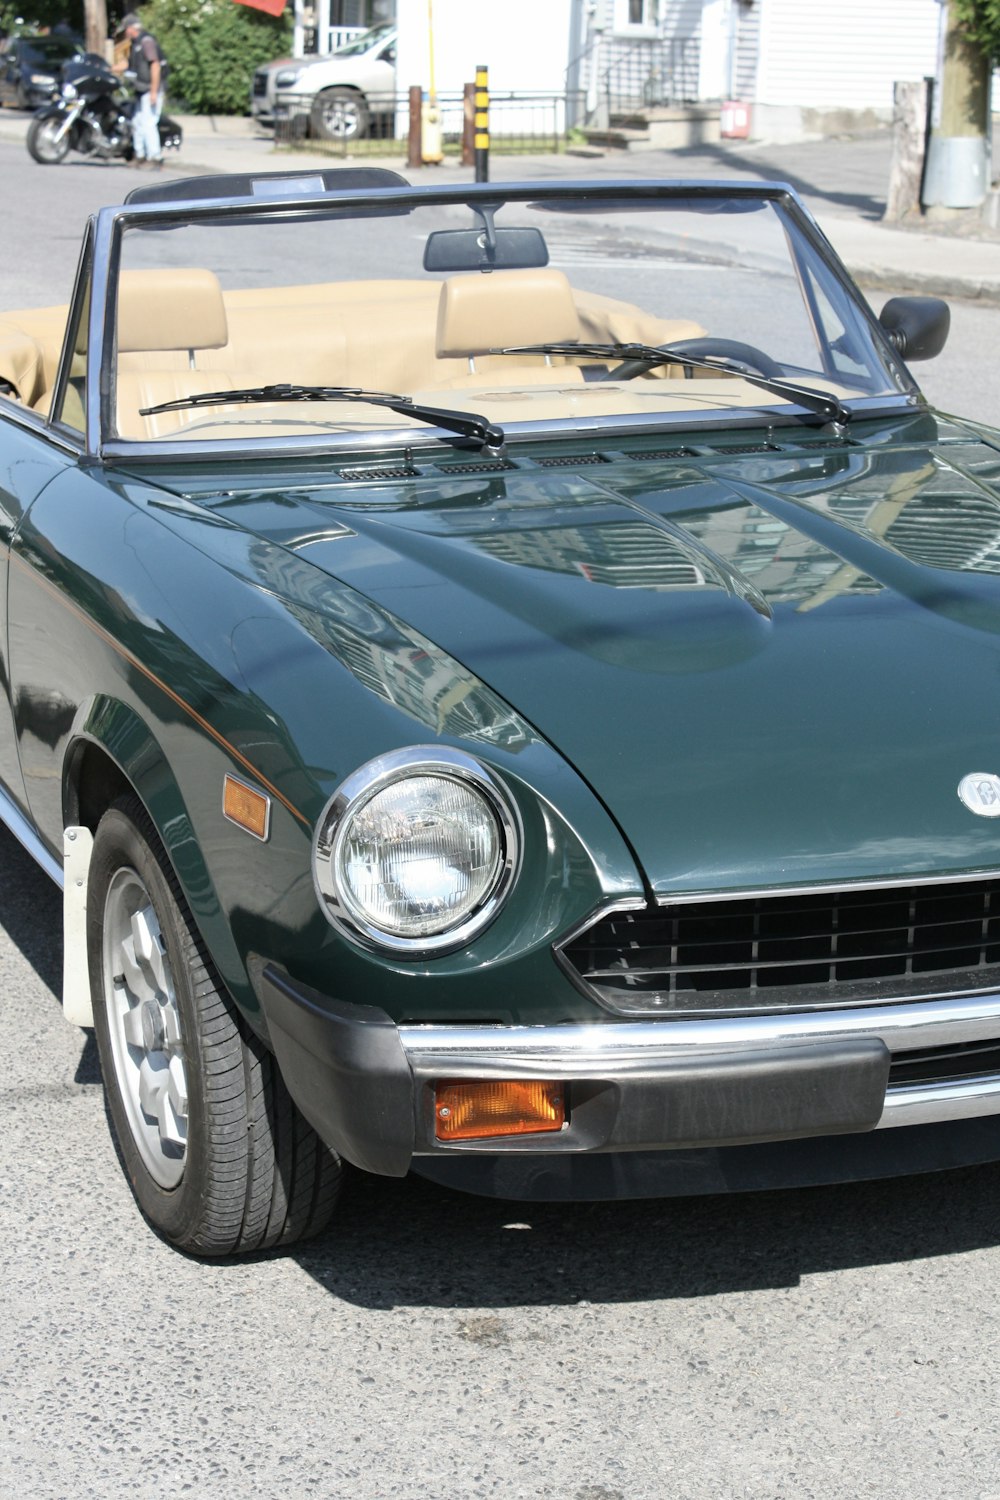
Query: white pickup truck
xmin=250 ymin=22 xmax=397 ymax=140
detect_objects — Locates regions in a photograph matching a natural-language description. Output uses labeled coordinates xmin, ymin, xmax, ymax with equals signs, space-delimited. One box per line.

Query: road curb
xmin=849 ymin=265 xmax=1000 ymax=307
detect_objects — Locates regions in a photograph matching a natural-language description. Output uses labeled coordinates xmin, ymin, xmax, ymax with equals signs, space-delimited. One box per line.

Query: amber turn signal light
xmin=223 ymin=774 xmax=270 ymax=841
xmin=435 ymin=1080 xmax=565 ymax=1141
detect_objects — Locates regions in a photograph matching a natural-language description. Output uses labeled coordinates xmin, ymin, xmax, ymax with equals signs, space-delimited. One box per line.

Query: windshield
xmin=105 ymin=182 xmax=912 ymax=451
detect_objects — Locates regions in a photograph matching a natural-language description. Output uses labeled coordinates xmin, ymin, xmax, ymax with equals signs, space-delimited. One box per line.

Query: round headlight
xmin=313 ymin=748 xmax=520 ymax=954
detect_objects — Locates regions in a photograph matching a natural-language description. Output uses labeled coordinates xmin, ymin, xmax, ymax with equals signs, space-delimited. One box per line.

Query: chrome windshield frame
xmin=84 ymin=177 xmax=923 ymax=464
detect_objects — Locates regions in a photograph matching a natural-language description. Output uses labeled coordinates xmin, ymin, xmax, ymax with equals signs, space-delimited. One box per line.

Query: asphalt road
xmin=3 ymin=136 xmax=999 ymax=428
xmin=4 ymin=135 xmax=1000 ymax=1500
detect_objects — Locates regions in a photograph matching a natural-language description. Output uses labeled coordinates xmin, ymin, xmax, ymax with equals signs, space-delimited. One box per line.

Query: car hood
xmin=171 ymin=421 xmax=1000 ymax=895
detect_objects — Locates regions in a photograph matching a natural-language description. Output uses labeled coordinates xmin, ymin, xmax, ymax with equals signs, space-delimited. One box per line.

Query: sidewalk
xmin=4 ymin=107 xmax=999 ymax=304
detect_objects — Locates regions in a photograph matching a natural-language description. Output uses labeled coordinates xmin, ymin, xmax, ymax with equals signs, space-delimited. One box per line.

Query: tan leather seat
xmin=435 ymin=268 xmax=585 ymax=385
xmin=115 ymin=268 xmax=235 ymax=437
xmin=117 ymin=267 xmax=230 ymax=367
xmin=0 ymin=322 xmax=45 ymax=406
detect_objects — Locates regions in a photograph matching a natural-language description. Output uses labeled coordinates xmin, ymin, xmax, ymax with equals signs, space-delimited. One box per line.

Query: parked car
xmin=250 ymin=21 xmax=396 ymax=139
xmin=0 ymin=31 xmax=91 ymax=110
xmin=3 ymin=164 xmax=1000 ymax=1260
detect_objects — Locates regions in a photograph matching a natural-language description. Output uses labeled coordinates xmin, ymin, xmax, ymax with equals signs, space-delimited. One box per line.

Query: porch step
xmin=581 ymin=126 xmax=652 ymax=149
xmin=583 ymin=103 xmax=722 ymax=152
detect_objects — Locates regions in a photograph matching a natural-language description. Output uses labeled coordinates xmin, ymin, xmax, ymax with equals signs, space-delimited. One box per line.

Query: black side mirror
xmin=878 ymin=296 xmax=950 ymax=361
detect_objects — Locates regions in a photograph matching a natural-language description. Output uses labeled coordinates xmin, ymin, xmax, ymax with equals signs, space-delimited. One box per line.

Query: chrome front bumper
xmin=401 ymin=988 xmax=1000 ymax=1136
xmin=258 ymin=965 xmax=1000 ymax=1180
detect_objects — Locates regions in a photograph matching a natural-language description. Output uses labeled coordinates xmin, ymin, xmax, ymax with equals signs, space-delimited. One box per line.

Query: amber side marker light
xmin=435 ymin=1080 xmax=565 ymax=1141
xmin=223 ymin=775 xmax=271 ymax=841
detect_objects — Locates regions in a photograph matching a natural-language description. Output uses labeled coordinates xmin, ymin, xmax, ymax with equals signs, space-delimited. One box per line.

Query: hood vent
xmin=341 ymin=465 xmax=420 ymax=482
xmin=437 ymin=459 xmax=516 ymax=474
xmin=710 ymin=442 xmax=782 ymax=455
xmin=535 ymin=453 xmax=609 ymax=468
xmin=638 ymin=447 xmax=699 ymax=460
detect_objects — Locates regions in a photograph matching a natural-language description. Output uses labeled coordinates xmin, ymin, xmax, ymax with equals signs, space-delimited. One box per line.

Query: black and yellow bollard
xmin=474 ymin=64 xmax=489 ymax=183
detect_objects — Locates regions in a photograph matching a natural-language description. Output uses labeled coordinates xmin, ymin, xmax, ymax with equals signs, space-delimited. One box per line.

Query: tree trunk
xmin=922 ymin=0 xmax=991 ymax=209
xmin=884 ymin=80 xmax=929 ymax=222
xmin=84 ymin=0 xmax=110 ymax=62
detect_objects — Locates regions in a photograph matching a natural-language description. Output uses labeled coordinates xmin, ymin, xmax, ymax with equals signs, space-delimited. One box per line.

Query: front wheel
xmin=310 ymin=86 xmax=370 ymax=141
xmin=26 ymin=114 xmax=71 ymax=164
xmin=88 ymin=794 xmax=343 ymax=1256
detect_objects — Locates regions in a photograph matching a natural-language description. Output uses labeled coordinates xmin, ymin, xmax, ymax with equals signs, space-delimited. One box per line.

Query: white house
xmin=581 ymin=0 xmax=943 ymax=139
xmin=299 ymin=1 xmax=948 ymax=141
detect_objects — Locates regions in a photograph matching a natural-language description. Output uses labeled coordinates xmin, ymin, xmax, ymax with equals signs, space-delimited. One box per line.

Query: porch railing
xmin=603 ymin=36 xmax=700 ymax=117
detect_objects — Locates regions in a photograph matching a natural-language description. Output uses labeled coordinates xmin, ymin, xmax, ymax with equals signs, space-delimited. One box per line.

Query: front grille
xmin=559 ymin=877 xmax=1000 ymax=1017
xmin=252 ymin=71 xmax=268 ymax=98
xmin=890 ymin=1039 xmax=1000 ymax=1087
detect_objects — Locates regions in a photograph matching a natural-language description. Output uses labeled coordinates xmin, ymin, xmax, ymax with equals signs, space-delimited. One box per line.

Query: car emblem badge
xmin=958 ymin=772 xmax=1000 ymax=817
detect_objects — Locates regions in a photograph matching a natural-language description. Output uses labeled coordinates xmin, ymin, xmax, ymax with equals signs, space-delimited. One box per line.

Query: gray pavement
xmin=4 ymin=105 xmax=999 ymax=302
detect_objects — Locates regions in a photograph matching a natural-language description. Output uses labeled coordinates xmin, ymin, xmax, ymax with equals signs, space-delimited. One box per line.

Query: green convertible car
xmin=2 ymin=167 xmax=999 ymax=1257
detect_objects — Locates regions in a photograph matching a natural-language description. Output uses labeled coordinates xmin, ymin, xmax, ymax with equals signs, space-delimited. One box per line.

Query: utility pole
xmin=922 ymin=0 xmax=991 ymax=210
xmin=84 ymin=0 xmax=110 ymax=61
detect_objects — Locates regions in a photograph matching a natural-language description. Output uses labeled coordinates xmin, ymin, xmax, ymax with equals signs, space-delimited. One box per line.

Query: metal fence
xmin=273 ymin=89 xmax=586 ymax=158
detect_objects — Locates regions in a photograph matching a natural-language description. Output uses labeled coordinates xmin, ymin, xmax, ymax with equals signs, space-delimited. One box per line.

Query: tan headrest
xmin=436 ymin=268 xmax=580 ymax=358
xmin=0 ymin=323 xmax=45 ymax=404
xmin=116 ymin=268 xmax=229 ymax=353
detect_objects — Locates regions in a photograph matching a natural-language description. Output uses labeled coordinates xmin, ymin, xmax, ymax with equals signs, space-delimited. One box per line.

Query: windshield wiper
xmin=138 ymin=383 xmax=507 ymax=455
xmin=500 ymin=342 xmax=853 ymax=429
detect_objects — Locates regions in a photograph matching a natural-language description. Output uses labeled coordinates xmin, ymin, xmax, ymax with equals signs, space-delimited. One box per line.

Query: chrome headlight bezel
xmin=312 ymin=746 xmax=522 ymax=957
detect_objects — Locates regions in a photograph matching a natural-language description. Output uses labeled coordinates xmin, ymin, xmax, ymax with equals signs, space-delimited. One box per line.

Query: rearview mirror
xmin=423 ymin=227 xmax=549 ymax=272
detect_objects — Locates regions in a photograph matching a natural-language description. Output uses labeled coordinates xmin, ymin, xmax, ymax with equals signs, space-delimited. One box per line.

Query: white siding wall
xmin=756 ymin=0 xmax=940 ymax=109
xmin=395 ymin=0 xmax=573 ymax=94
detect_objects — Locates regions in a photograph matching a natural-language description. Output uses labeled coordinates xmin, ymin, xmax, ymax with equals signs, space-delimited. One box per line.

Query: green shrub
xmin=142 ymin=0 xmax=292 ymax=115
xmin=953 ymin=1 xmax=1000 ymax=63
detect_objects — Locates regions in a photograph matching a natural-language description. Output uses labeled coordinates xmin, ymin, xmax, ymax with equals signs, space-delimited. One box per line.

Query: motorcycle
xmin=26 ymin=57 xmax=182 ymax=166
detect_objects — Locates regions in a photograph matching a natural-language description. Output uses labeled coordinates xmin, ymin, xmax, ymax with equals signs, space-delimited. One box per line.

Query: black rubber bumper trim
xmin=255 ymin=962 xmax=415 ymax=1178
xmin=419 ymin=1038 xmax=893 ymax=1157
xmin=591 ymin=1037 xmax=893 ymax=1151
xmin=252 ymin=957 xmax=890 ymax=1178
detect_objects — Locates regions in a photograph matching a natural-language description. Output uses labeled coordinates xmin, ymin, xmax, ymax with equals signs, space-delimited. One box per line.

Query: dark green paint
xmin=6 ymin=411 xmax=1000 ymax=1028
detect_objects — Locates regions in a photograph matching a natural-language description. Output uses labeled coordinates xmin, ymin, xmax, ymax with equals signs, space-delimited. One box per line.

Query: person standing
xmin=115 ymin=12 xmax=166 ymax=167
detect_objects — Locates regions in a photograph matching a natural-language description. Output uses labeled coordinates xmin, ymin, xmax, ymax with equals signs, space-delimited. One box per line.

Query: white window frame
xmin=613 ymin=0 xmax=660 ymax=38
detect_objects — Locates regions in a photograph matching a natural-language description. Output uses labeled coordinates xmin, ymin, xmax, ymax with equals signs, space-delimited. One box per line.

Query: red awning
xmin=232 ymin=0 xmax=288 ymax=17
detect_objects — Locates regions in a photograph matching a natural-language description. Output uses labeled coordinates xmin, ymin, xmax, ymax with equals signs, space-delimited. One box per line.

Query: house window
xmin=614 ymin=0 xmax=659 ymax=34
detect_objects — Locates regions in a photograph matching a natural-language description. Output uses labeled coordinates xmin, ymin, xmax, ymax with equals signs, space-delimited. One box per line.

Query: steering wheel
xmin=606 ymin=337 xmax=786 ymax=382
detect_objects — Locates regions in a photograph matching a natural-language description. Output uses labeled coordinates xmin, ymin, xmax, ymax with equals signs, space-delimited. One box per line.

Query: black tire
xmin=26 ymin=114 xmax=71 ymax=164
xmin=310 ymin=86 xmax=370 ymax=141
xmin=88 ymin=793 xmax=343 ymax=1256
